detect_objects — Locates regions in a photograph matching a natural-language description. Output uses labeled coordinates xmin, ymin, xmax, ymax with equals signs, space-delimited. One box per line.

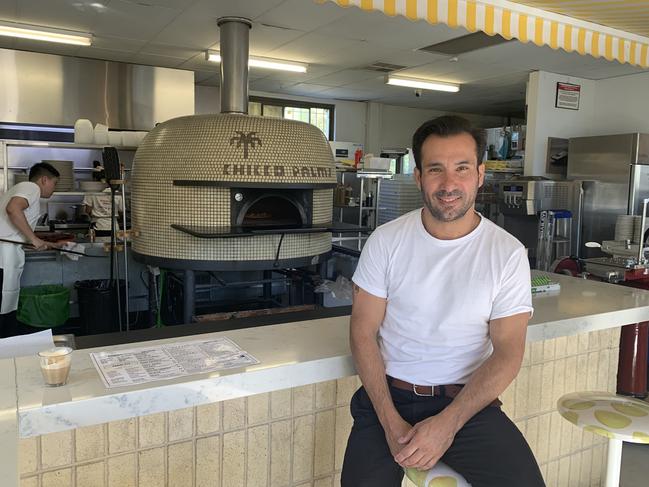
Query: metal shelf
xmin=485 ymin=168 xmax=522 ymax=173
xmin=3 ymin=140 xmax=137 ymax=151
xmin=50 ymin=191 xmax=130 ymax=196
xmin=336 ymin=170 xmax=391 ymax=242
xmin=356 ymin=170 xmax=393 ymax=179
xmin=9 ymin=166 xmax=96 ymax=171
xmin=1 ymin=139 xmax=133 ymax=196
xmin=51 ymin=191 xmax=112 ymax=196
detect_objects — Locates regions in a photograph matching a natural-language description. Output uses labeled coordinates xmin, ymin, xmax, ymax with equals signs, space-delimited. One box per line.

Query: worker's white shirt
xmin=82 ymin=188 xmax=123 ymax=231
xmin=352 ymin=209 xmax=533 ymax=385
xmin=0 ymin=182 xmax=41 ymax=241
xmin=0 ymin=181 xmax=42 ymax=313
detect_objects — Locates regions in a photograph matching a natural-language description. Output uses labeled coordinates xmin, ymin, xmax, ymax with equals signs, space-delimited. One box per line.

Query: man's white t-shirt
xmin=82 ymin=188 xmax=123 ymax=231
xmin=0 ymin=182 xmax=41 ymax=241
xmin=352 ymin=209 xmax=533 ymax=386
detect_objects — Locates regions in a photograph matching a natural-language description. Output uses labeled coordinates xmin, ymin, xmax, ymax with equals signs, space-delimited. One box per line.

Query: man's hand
xmin=384 ymin=416 xmax=412 ymax=458
xmin=394 ymin=413 xmax=458 ymax=470
xmin=29 ymin=237 xmax=49 ymax=251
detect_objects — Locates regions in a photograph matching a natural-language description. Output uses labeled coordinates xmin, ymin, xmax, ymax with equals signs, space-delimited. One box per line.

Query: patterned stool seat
xmin=405 ymin=462 xmax=472 ymax=487
xmin=557 ymin=391 xmax=649 ymax=443
xmin=557 ymin=391 xmax=649 ymax=487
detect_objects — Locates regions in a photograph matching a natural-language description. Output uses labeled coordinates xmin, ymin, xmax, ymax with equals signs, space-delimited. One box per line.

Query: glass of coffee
xmin=38 ymin=347 xmax=73 ymax=386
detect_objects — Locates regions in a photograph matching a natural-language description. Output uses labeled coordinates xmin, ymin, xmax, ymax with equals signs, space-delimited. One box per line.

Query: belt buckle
xmin=412 ymin=384 xmax=434 ymax=397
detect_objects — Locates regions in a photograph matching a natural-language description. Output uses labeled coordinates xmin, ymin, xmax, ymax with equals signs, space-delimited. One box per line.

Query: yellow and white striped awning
xmin=514 ymin=1 xmax=649 ymax=39
xmin=326 ymin=0 xmax=649 ymax=68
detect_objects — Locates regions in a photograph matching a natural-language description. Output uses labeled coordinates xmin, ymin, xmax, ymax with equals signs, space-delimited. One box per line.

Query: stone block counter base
xmin=2 ymin=272 xmax=649 ymax=487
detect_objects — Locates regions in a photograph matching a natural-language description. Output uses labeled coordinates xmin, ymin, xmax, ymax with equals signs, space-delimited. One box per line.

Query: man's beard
xmin=421 ymin=185 xmax=478 ymax=223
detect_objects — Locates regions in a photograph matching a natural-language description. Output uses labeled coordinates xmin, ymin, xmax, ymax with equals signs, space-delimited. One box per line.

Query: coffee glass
xmin=38 ymin=347 xmax=73 ymax=386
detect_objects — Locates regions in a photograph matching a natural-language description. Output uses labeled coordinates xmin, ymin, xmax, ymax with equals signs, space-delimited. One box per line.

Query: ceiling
xmin=0 ymin=0 xmax=647 ymax=118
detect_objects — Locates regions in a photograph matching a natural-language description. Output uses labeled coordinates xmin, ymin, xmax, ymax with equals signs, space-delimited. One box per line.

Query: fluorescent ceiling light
xmin=386 ymin=75 xmax=459 ymax=93
xmin=206 ymin=51 xmax=307 ymax=73
xmin=0 ymin=20 xmax=92 ymax=46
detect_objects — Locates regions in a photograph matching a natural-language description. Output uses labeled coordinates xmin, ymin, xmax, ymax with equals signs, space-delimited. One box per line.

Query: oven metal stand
xmin=148 ymin=270 xmax=158 ymax=327
xmin=263 ymin=270 xmax=272 ymax=301
xmin=183 ymin=269 xmax=195 ymax=325
xmin=120 ymin=176 xmax=130 ymax=331
xmin=104 ymin=147 xmax=130 ymax=332
xmin=169 ymin=264 xmax=330 ymax=325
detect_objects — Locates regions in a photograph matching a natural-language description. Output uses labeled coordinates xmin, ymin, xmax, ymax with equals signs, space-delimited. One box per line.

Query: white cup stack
xmin=73 ymin=119 xmax=148 ymax=148
xmin=94 ymin=124 xmax=109 ymax=145
xmin=74 ymin=119 xmax=94 ymax=144
xmin=108 ymin=131 xmax=123 ymax=146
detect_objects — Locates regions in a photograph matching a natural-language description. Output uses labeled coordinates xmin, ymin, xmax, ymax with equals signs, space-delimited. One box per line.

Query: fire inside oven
xmin=232 ymin=188 xmax=311 ymax=230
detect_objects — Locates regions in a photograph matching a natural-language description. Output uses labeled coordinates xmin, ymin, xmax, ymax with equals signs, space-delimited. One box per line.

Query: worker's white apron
xmin=0 ymin=242 xmax=25 ymax=314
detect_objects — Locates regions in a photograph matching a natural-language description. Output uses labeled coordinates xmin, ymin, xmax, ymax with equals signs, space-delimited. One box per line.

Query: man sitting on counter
xmin=341 ymin=116 xmax=545 ymax=487
xmin=0 ymin=162 xmax=61 ymax=337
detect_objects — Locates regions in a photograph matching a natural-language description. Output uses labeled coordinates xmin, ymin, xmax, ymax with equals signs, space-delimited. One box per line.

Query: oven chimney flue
xmin=217 ymin=16 xmax=252 ymax=114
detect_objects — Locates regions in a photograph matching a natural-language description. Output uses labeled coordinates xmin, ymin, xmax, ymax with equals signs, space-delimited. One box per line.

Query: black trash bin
xmin=75 ymin=279 xmax=126 ymax=335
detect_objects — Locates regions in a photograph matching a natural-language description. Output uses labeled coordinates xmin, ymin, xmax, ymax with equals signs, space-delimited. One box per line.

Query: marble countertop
xmin=7 ymin=271 xmax=649 ymax=439
xmin=527 ymin=272 xmax=649 ymax=341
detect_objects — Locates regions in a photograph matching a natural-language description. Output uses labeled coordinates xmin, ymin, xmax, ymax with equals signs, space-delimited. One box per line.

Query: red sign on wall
xmin=555 ymin=82 xmax=581 ymax=110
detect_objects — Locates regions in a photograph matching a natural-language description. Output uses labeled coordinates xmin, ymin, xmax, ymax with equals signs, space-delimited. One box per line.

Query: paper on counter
xmin=90 ymin=337 xmax=259 ymax=388
xmin=0 ymin=329 xmax=54 ymax=359
xmin=61 ymin=242 xmax=86 ymax=261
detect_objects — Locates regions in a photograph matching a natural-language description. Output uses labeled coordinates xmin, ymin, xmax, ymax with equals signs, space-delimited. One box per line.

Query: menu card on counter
xmin=90 ymin=337 xmax=259 ymax=388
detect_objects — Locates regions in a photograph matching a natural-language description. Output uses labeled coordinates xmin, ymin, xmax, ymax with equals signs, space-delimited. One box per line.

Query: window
xmin=284 ymin=107 xmax=309 ymax=123
xmin=249 ymin=96 xmax=334 ymax=140
xmin=249 ymin=102 xmax=262 ymax=116
xmin=263 ymin=105 xmax=283 ymax=118
xmin=308 ymin=107 xmax=330 ymax=139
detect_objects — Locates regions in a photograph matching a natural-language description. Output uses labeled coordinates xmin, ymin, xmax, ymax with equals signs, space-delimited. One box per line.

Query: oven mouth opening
xmin=241 ymin=196 xmax=305 ymax=229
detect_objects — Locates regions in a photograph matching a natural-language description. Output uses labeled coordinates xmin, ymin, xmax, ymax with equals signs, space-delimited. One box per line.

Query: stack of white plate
xmin=633 ymin=215 xmax=648 ymax=244
xmin=79 ymin=180 xmax=107 ymax=192
xmin=42 ymin=160 xmax=74 ymax=192
xmin=614 ymin=214 xmax=636 ymax=242
xmin=13 ymin=172 xmax=29 ymax=185
xmin=378 ymin=175 xmax=422 ymax=226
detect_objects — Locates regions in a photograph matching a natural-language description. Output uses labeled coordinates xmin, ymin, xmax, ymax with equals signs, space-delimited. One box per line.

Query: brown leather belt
xmin=388 ymin=376 xmax=502 ymax=407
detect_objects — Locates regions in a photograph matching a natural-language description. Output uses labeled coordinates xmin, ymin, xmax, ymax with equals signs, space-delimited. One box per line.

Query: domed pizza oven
xmin=130 ymin=17 xmax=337 ymax=271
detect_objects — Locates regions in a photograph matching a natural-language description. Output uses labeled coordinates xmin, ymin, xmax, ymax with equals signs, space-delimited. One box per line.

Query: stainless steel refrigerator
xmin=568 ymin=133 xmax=649 ymax=258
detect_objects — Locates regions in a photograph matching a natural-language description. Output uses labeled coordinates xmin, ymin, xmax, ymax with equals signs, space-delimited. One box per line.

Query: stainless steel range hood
xmin=0 ymin=48 xmax=194 ymax=129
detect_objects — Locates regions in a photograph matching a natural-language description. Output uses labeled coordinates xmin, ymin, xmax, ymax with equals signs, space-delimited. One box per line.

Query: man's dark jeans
xmin=341 ymin=384 xmax=546 ymax=487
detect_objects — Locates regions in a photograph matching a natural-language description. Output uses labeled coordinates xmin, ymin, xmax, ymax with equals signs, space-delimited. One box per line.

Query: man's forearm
xmin=7 ymin=209 xmax=37 ymax=243
xmin=350 ymin=325 xmax=401 ymax=428
xmin=440 ymin=348 xmax=522 ymax=433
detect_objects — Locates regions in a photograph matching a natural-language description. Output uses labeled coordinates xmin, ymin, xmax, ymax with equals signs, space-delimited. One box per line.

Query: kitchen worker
xmin=0 ymin=162 xmax=60 ymax=337
xmin=341 ymin=116 xmax=544 ymax=487
xmin=82 ymin=187 xmax=123 ymax=237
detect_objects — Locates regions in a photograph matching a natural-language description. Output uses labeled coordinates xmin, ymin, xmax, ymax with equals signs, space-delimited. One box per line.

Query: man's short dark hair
xmin=29 ymin=162 xmax=60 ymax=181
xmin=412 ymin=115 xmax=487 ymax=171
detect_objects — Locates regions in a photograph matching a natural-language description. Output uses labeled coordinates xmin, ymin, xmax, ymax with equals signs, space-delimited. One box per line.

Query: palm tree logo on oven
xmin=230 ymin=131 xmax=262 ymax=159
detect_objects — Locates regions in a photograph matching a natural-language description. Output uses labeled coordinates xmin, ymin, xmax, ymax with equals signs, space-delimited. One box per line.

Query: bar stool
xmin=557 ymin=391 xmax=649 ymax=487
xmin=405 ymin=462 xmax=472 ymax=487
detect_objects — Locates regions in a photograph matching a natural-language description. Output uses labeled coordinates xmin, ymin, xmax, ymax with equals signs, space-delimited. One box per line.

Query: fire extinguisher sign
xmin=555 ymin=82 xmax=581 ymax=110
